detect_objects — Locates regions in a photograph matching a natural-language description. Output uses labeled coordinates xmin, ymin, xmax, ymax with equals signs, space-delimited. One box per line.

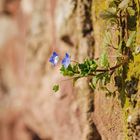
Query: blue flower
xmin=49 ymin=52 xmax=59 ymax=65
xmin=62 ymin=53 xmax=71 ymax=68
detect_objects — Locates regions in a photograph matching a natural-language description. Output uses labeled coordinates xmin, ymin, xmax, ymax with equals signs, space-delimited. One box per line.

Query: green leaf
xmin=134 ymin=0 xmax=140 ymax=15
xmin=102 ymin=31 xmax=112 ymax=48
xmin=118 ymin=40 xmax=123 ymax=51
xmin=135 ymin=46 xmax=140 ymax=54
xmin=53 ymin=85 xmax=59 ymax=92
xmin=78 ymin=59 xmax=97 ymax=76
xmin=118 ymin=0 xmax=130 ymax=9
xmin=73 ymin=64 xmax=79 ymax=73
xmin=89 ymin=82 xmax=95 ymax=90
xmin=90 ymin=63 xmax=98 ymax=71
xmin=91 ymin=72 xmax=111 ymax=89
xmin=91 ymin=77 xmax=98 ymax=88
xmin=100 ymin=8 xmax=117 ymax=20
xmin=109 ymin=0 xmax=122 ymax=8
xmin=99 ymin=52 xmax=109 ymax=68
xmin=127 ymin=7 xmax=135 ymax=16
xmin=60 ymin=65 xmax=74 ymax=76
xmin=79 ymin=61 xmax=90 ymax=76
xmin=105 ymin=31 xmax=112 ymax=45
xmin=60 ymin=65 xmax=65 ymax=74
xmin=126 ymin=31 xmax=136 ymax=47
xmin=102 ymin=72 xmax=111 ymax=85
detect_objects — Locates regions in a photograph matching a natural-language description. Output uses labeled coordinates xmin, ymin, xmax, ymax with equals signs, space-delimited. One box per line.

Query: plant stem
xmin=95 ymin=56 xmax=128 ymax=73
xmin=71 ymin=59 xmax=79 ymax=63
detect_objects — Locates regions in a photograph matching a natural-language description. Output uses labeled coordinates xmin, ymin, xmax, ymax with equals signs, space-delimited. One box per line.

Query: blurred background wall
xmin=0 ymin=0 xmax=139 ymax=140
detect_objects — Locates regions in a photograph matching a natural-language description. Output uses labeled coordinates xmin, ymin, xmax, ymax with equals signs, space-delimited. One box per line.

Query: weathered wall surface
xmin=0 ymin=0 xmax=140 ymax=140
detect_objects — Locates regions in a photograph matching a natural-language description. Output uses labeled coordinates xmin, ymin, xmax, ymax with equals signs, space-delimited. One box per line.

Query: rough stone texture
xmin=0 ymin=0 xmax=139 ymax=140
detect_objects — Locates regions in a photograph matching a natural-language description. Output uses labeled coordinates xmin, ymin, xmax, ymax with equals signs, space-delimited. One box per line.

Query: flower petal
xmin=49 ymin=52 xmax=59 ymax=65
xmin=62 ymin=53 xmax=71 ymax=68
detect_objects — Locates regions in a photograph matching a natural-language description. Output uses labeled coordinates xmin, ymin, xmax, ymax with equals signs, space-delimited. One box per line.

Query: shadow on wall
xmin=26 ymin=128 xmax=52 ymax=140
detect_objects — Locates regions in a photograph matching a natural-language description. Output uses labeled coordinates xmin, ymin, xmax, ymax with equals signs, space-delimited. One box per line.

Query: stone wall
xmin=0 ymin=0 xmax=139 ymax=140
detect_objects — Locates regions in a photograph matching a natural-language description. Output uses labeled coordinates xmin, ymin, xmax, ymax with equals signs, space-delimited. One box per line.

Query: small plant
xmin=49 ymin=0 xmax=140 ymax=104
xmin=49 ymin=51 xmax=128 ymax=93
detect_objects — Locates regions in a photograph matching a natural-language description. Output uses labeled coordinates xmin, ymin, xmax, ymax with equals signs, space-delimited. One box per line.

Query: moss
xmin=121 ymin=54 xmax=140 ymax=139
xmin=122 ymin=97 xmax=131 ymax=140
xmin=127 ymin=54 xmax=140 ymax=80
xmin=91 ymin=1 xmax=140 ymax=139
